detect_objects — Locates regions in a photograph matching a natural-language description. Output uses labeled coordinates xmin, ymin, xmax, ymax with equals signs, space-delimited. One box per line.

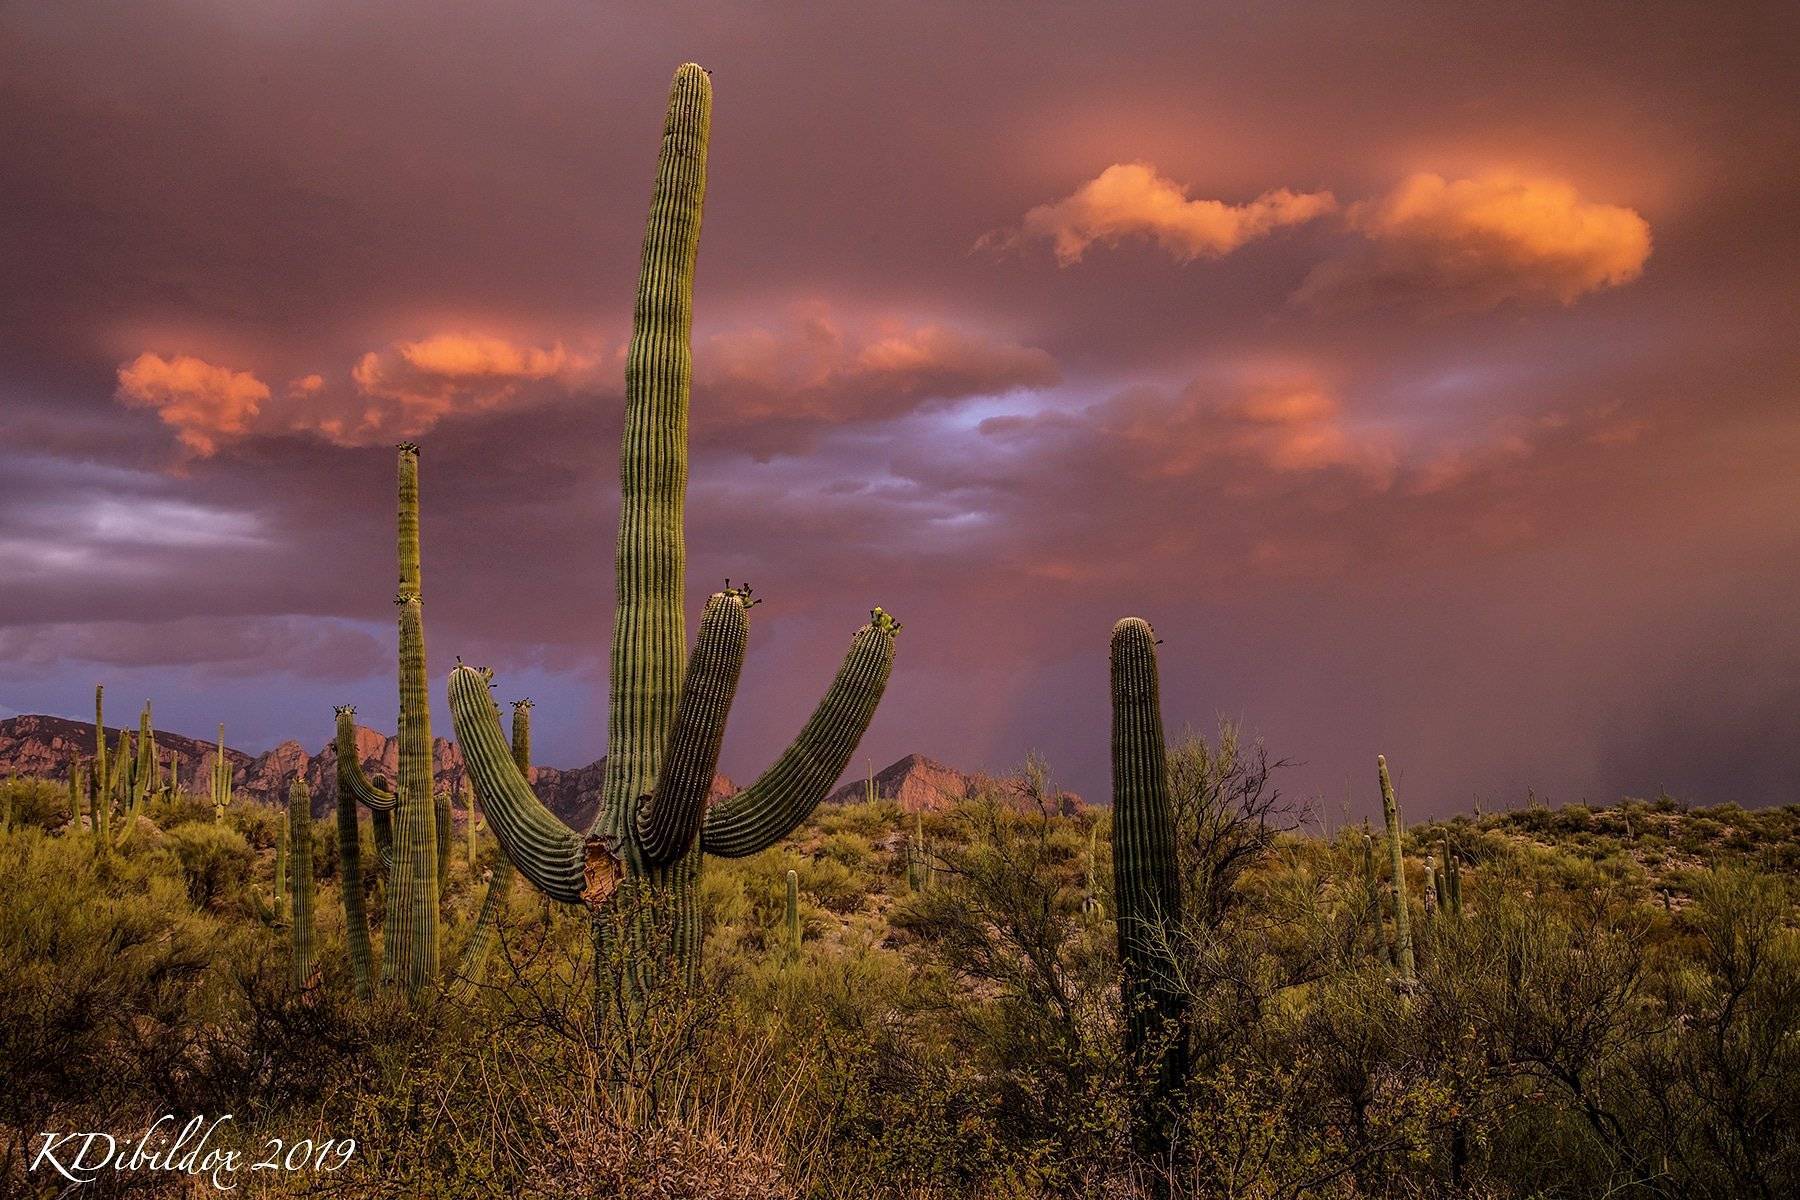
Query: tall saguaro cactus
xmin=386 ymin=443 xmax=440 ymax=993
xmin=1108 ymin=617 xmax=1187 ymax=1178
xmin=447 ymin=64 xmax=897 ymax=1001
xmin=289 ymin=779 xmax=315 ymax=988
xmin=1377 ymin=755 xmax=1415 ymax=982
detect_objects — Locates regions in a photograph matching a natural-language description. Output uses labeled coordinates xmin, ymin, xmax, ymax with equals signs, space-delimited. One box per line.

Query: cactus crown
xmin=870 ymin=607 xmax=903 ymax=636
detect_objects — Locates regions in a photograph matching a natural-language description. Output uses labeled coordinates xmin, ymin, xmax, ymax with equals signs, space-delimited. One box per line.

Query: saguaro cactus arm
xmin=636 ymin=589 xmax=752 ymax=866
xmin=448 ymin=665 xmax=591 ymax=905
xmin=699 ymin=616 xmax=898 ymax=858
xmin=334 ymin=706 xmax=397 ymax=812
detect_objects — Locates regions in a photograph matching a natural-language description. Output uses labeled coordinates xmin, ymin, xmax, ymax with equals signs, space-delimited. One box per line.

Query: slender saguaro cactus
xmin=447 ymin=64 xmax=897 ymax=1000
xmin=1377 ymin=755 xmax=1415 ymax=982
xmin=273 ymin=812 xmax=288 ymax=926
xmin=387 ymin=442 xmax=440 ymax=993
xmin=785 ymin=869 xmax=801 ymax=955
xmin=434 ymin=787 xmax=452 ymax=891
xmin=1423 ymin=856 xmax=1438 ymax=921
xmin=212 ymin=725 xmax=230 ymax=824
xmin=1109 ymin=617 xmax=1187 ymax=1178
xmin=1442 ymin=832 xmax=1463 ymax=917
xmin=289 ymin=779 xmax=315 ymax=988
xmin=93 ymin=685 xmax=106 ymax=814
xmin=335 ymin=707 xmax=375 ymax=1001
xmin=906 ymin=810 xmax=925 ymax=892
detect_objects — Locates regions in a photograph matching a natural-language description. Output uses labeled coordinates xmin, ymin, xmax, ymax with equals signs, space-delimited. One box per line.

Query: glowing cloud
xmin=114 ymin=353 xmax=270 ymax=457
xmin=349 ymin=333 xmax=596 ymax=429
xmin=990 ymin=162 xmax=1337 ymax=265
xmin=1297 ymin=172 xmax=1652 ymax=311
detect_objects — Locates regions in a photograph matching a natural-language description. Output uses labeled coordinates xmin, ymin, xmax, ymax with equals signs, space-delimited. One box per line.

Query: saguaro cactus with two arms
xmin=447 ymin=64 xmax=897 ymax=999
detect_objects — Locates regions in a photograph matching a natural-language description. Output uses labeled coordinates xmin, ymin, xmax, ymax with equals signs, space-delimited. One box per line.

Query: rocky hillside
xmin=825 ymin=752 xmax=1084 ymax=814
xmin=0 ymin=715 xmax=1078 ymax=825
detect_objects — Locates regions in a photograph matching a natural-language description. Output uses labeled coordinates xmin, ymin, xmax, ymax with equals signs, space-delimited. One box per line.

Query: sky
xmin=2 ymin=2 xmax=1798 ymax=820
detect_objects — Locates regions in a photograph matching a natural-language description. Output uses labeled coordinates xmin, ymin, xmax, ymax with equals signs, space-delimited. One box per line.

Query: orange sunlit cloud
xmin=114 ymin=353 xmax=270 ymax=457
xmin=1296 ymin=172 xmax=1652 ymax=311
xmin=986 ymin=162 xmax=1338 ymax=264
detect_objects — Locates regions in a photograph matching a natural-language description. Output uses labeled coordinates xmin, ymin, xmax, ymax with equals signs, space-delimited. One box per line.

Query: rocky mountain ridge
xmin=0 ymin=715 xmax=1080 ymax=823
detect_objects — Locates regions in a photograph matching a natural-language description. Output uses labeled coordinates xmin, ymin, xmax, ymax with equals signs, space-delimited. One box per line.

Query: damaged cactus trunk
xmin=448 ymin=63 xmax=897 ymax=1008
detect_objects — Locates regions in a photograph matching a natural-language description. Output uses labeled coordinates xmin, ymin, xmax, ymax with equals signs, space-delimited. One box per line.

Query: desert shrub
xmin=0 ymin=826 xmax=215 ymax=1162
xmin=0 ymin=775 xmax=73 ymax=831
xmin=164 ymin=820 xmax=255 ymax=908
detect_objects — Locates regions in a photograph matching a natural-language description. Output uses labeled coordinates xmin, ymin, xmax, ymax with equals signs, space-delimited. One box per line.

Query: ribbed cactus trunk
xmin=289 ymin=780 xmax=315 ymax=989
xmin=435 ymin=788 xmax=452 ymax=891
xmin=447 ymin=63 xmax=897 ymax=1014
xmin=1423 ymin=857 xmax=1438 ymax=922
xmin=1109 ymin=618 xmax=1187 ymax=1183
xmin=1378 ymin=755 xmax=1415 ymax=982
xmin=588 ymin=58 xmax=713 ymax=1006
xmin=389 ymin=443 xmax=440 ymax=994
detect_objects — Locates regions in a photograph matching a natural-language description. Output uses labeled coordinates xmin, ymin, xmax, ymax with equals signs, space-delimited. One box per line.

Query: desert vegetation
xmin=4 ymin=752 xmax=1798 ymax=1197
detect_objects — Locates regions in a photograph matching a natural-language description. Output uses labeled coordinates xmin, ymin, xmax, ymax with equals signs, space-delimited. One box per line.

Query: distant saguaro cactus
xmin=1109 ymin=617 xmax=1187 ymax=1178
xmin=289 ymin=779 xmax=315 ymax=989
xmin=1378 ymin=755 xmax=1415 ymax=982
xmin=785 ymin=868 xmax=801 ymax=956
xmin=335 ymin=707 xmax=375 ymax=1001
xmin=447 ymin=64 xmax=896 ymax=1002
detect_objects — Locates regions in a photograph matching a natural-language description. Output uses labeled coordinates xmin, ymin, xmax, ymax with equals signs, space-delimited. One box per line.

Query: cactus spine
xmin=1109 ymin=617 xmax=1187 ymax=1176
xmin=1377 ymin=755 xmax=1415 ymax=982
xmin=289 ymin=779 xmax=315 ymax=988
xmin=785 ymin=868 xmax=801 ymax=955
xmin=447 ymin=65 xmax=896 ymax=1000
